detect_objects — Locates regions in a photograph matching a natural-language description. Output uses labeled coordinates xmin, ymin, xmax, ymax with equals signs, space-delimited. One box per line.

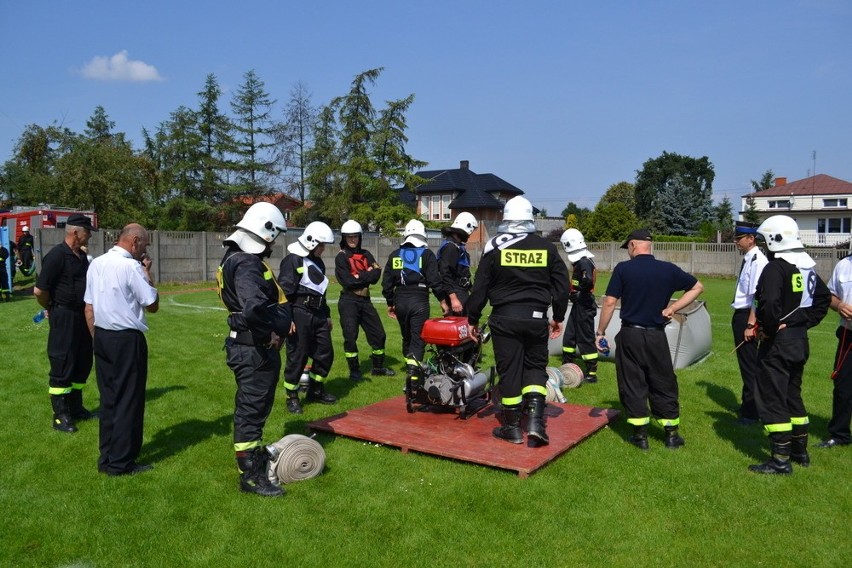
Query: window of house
xmin=823 ymin=198 xmax=848 ymax=208
xmin=431 ymin=196 xmax=441 ymax=220
xmin=817 ymin=217 xmax=852 ymax=233
xmin=442 ymin=195 xmax=452 ymax=220
xmin=768 ymin=200 xmax=791 ymax=209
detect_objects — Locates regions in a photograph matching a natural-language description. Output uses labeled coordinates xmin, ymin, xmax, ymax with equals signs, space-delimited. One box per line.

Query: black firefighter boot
xmin=305 ymin=378 xmax=337 ymax=404
xmin=627 ymin=424 xmax=649 ymax=450
xmin=346 ymin=356 xmax=363 ymax=383
xmin=236 ymin=447 xmax=284 ymax=497
xmin=664 ymin=425 xmax=685 ymax=449
xmin=406 ymin=364 xmax=422 ymax=392
xmin=286 ymin=389 xmax=303 ymax=414
xmin=371 ymin=353 xmax=396 ymax=376
xmin=583 ymin=359 xmax=598 ymax=384
xmin=68 ymin=388 xmax=98 ymax=420
xmin=50 ymin=394 xmax=78 ymax=433
xmin=525 ymin=393 xmax=550 ymax=445
xmin=749 ymin=435 xmax=793 ymax=474
xmin=493 ymin=404 xmax=523 ymax=444
xmin=791 ymin=425 xmax=810 ymax=467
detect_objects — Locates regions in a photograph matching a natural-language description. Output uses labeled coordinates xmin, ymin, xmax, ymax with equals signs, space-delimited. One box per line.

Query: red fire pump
xmin=405 ymin=316 xmax=495 ymax=418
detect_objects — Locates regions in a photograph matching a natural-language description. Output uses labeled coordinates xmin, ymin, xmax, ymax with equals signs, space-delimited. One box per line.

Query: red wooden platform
xmin=307 ymin=396 xmax=619 ymax=477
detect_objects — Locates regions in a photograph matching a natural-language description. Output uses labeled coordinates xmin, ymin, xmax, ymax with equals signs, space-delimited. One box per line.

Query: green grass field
xmin=2 ymin=273 xmax=850 ymax=567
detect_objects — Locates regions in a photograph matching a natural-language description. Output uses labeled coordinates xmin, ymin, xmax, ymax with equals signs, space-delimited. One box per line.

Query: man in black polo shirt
xmin=34 ymin=214 xmax=98 ymax=433
xmin=596 ymin=229 xmax=703 ymax=450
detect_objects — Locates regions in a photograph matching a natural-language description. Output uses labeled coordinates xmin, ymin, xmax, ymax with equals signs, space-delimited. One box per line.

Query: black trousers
xmin=394 ymin=291 xmax=430 ymax=363
xmin=731 ymin=310 xmax=759 ymax=420
xmin=563 ymin=293 xmax=597 ymax=357
xmin=226 ymin=339 xmax=281 ymax=447
xmin=489 ymin=314 xmax=549 ymax=403
xmin=614 ymin=327 xmax=679 ymax=421
xmin=755 ymin=329 xmax=808 ymax=427
xmin=827 ymin=326 xmax=852 ymax=443
xmin=338 ymin=294 xmax=386 ymax=356
xmin=47 ymin=305 xmax=93 ymax=391
xmin=94 ymin=328 xmax=148 ymax=474
xmin=283 ymin=307 xmax=333 ymax=390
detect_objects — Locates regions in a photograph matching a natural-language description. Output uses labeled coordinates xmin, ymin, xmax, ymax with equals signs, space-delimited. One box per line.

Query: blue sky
xmin=1 ymin=0 xmax=850 ymax=215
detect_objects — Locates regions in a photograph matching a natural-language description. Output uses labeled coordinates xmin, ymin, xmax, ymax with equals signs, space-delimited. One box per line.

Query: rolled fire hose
xmin=545 ymin=367 xmax=568 ymax=403
xmin=266 ymin=434 xmax=326 ymax=485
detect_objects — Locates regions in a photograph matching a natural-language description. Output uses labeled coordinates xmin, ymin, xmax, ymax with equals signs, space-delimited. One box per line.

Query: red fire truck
xmin=0 ymin=205 xmax=98 ymax=242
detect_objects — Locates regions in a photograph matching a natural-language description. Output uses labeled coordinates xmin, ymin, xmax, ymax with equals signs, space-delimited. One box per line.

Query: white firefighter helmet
xmin=757 ymin=215 xmax=816 ymax=268
xmin=450 ymin=212 xmax=478 ymax=236
xmin=236 ymin=203 xmax=286 ymax=244
xmin=757 ymin=215 xmax=803 ymax=252
xmin=22 ymin=225 xmax=29 ymax=232
xmin=225 ymin=202 xmax=286 ymax=254
xmin=340 ymin=220 xmax=362 ymax=235
xmin=288 ymin=221 xmax=334 ymax=256
xmin=560 ymin=228 xmax=594 ymax=263
xmin=502 ymin=196 xmax=534 ymax=222
xmin=402 ymin=219 xmax=427 ymax=247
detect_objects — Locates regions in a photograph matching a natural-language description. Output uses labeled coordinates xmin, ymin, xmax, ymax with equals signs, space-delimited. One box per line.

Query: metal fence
xmin=34 ymin=229 xmax=850 ymax=283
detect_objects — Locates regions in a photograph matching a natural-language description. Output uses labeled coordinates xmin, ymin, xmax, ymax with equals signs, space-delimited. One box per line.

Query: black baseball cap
xmin=66 ymin=214 xmax=98 ymax=232
xmin=620 ymin=228 xmax=652 ymax=249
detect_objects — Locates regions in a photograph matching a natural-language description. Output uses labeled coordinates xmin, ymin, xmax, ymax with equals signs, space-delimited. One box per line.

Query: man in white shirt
xmin=821 ymin=253 xmax=852 ymax=449
xmin=731 ymin=221 xmax=768 ymax=425
xmin=84 ymin=224 xmax=159 ymax=476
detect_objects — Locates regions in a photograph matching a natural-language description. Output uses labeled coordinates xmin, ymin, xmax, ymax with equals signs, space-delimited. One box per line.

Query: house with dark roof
xmin=412 ymin=160 xmax=526 ymax=242
xmin=741 ymin=174 xmax=852 ymax=246
xmin=235 ymin=193 xmax=303 ymax=227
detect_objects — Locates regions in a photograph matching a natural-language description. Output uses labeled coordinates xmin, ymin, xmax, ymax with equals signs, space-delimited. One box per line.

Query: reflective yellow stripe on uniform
xmin=371 ymin=349 xmax=384 ymax=356
xmin=627 ymin=417 xmax=651 ymax=426
xmin=48 ymin=387 xmax=73 ymax=395
xmin=563 ymin=346 xmax=577 ymax=354
xmin=791 ymin=416 xmax=809 ymax=425
xmin=309 ymin=372 xmax=327 ymax=383
xmin=764 ymin=422 xmax=793 ymax=433
xmin=262 ymin=261 xmax=286 ymax=304
xmin=522 ymin=385 xmax=547 ymax=396
xmin=502 ymin=395 xmax=523 ymax=406
xmin=234 ymin=440 xmax=262 ymax=452
xmin=657 ymin=417 xmax=680 ymax=427
xmin=500 ymin=249 xmax=547 ymax=267
xmin=345 ymin=352 xmax=358 ymax=359
xmin=581 ymin=352 xmax=599 ymax=361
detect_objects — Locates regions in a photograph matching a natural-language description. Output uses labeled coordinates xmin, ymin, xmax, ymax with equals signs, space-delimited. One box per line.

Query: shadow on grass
xmin=147 ymin=385 xmax=188 ymax=404
xmin=695 ymin=379 xmax=741 ymax=415
xmin=142 ymin=414 xmax=231 ymax=463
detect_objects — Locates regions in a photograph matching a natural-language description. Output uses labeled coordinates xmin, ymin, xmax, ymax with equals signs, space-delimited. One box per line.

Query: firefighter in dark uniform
xmin=467 ymin=196 xmax=570 ymax=446
xmin=34 ymin=214 xmax=97 ymax=432
xmin=730 ymin=220 xmax=768 ymax=425
xmin=18 ymin=225 xmax=35 ymax=275
xmin=382 ymin=219 xmax=448 ymax=385
xmin=335 ymin=220 xmax=395 ymax=382
xmin=0 ymin=241 xmax=10 ymax=301
xmin=218 ymin=202 xmax=291 ymax=497
xmin=596 ymin=229 xmax=703 ymax=450
xmin=560 ymin=228 xmax=599 ymax=383
xmin=750 ymin=215 xmax=829 ymax=474
xmin=279 ymin=221 xmax=337 ymax=414
xmin=437 ymin=212 xmax=478 ymax=315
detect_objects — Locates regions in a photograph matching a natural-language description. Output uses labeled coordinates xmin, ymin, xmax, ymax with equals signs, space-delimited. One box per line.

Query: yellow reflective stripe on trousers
xmin=282 ymin=380 xmax=299 ymax=391
xmin=581 ymin=353 xmax=599 ymax=361
xmin=48 ymin=387 xmax=72 ymax=395
xmin=657 ymin=417 xmax=680 ymax=427
xmin=502 ymin=395 xmax=523 ymax=406
xmin=791 ymin=416 xmax=809 ymax=426
xmin=562 ymin=346 xmax=577 ymax=354
xmin=309 ymin=372 xmax=326 ymax=383
xmin=522 ymin=385 xmax=547 ymax=396
xmin=764 ymin=422 xmax=793 ymax=433
xmin=371 ymin=349 xmax=384 ymax=355
xmin=234 ymin=440 xmax=262 ymax=452
xmin=404 ymin=357 xmax=419 ymax=367
xmin=345 ymin=352 xmax=358 ymax=359
xmin=627 ymin=417 xmax=650 ymax=426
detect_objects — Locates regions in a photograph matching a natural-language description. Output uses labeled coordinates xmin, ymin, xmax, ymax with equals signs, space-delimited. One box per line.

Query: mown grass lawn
xmin=1 ymin=273 xmax=849 ymax=567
